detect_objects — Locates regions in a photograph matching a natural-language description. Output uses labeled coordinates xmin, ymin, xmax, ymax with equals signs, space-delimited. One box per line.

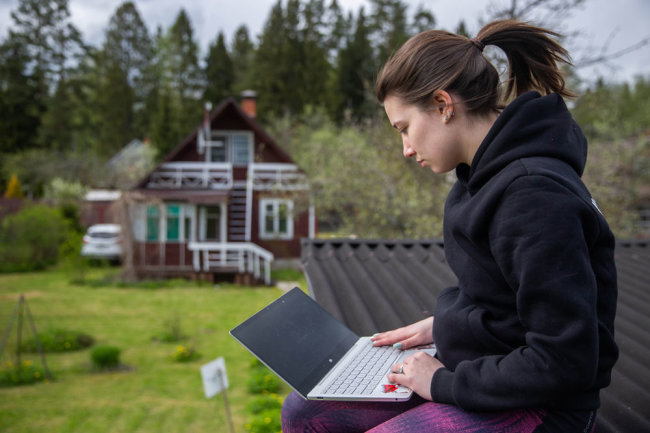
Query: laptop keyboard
xmin=324 ymin=343 xmax=399 ymax=395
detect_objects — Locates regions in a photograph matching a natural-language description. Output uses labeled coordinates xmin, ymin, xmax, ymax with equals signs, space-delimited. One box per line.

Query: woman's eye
xmin=399 ymin=127 xmax=408 ymax=135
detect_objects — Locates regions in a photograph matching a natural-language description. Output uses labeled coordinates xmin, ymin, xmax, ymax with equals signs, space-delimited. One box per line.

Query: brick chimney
xmin=241 ymin=90 xmax=257 ymax=118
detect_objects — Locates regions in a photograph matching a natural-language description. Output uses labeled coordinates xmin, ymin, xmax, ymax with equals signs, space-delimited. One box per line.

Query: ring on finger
xmin=398 ymin=365 xmax=404 ymax=374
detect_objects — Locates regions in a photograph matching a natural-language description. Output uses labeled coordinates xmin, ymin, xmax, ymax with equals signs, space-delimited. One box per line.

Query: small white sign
xmin=201 ymin=357 xmax=229 ymax=399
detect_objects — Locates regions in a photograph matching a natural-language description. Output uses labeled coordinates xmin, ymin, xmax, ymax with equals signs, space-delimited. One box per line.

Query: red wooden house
xmin=129 ymin=92 xmax=315 ymax=284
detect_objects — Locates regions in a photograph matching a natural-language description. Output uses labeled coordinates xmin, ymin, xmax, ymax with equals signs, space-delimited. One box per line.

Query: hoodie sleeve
xmin=431 ymin=174 xmax=604 ymax=410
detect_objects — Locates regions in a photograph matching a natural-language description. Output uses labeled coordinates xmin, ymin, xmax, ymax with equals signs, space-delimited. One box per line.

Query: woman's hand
xmin=387 ymin=352 xmax=444 ymax=401
xmin=371 ymin=316 xmax=434 ymax=349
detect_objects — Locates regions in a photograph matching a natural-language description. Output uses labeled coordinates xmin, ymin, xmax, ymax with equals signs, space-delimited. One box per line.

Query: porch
xmin=188 ymin=241 xmax=274 ymax=285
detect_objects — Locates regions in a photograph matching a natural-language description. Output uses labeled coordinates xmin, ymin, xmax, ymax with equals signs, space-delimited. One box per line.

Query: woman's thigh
xmin=281 ymin=391 xmax=426 ymax=433
xmin=281 ymin=391 xmax=594 ymax=433
xmin=368 ymin=402 xmax=546 ymax=433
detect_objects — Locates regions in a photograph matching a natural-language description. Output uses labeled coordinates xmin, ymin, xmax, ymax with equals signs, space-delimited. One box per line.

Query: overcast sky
xmin=1 ymin=0 xmax=649 ymax=84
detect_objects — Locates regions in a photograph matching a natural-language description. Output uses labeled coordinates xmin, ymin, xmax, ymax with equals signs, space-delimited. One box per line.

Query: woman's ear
xmin=432 ymin=90 xmax=454 ymax=121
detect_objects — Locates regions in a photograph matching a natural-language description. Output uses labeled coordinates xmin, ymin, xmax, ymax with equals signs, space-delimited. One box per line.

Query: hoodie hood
xmin=458 ymin=91 xmax=587 ymax=192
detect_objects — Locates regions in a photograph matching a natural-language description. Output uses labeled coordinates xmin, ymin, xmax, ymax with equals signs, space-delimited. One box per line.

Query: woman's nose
xmin=403 ymin=142 xmax=416 ymax=158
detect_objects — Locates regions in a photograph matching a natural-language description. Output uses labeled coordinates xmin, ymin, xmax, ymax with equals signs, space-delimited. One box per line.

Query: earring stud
xmin=444 ymin=111 xmax=454 ymax=123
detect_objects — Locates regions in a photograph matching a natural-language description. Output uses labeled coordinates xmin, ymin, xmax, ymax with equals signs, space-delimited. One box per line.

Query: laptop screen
xmin=230 ymin=287 xmax=359 ymax=397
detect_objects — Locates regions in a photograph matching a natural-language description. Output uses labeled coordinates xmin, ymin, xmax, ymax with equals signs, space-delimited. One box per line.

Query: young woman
xmin=281 ymin=19 xmax=618 ymax=432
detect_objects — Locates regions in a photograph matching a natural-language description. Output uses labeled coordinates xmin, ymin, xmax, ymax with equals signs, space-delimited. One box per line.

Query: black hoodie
xmin=430 ymin=91 xmax=618 ymax=411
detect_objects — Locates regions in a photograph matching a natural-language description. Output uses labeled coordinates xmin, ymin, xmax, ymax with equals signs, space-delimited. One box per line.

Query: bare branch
xmin=576 ymin=36 xmax=650 ymax=69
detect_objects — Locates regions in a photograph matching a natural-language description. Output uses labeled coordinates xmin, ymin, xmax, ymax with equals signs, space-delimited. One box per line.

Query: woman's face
xmin=384 ymin=94 xmax=463 ymax=174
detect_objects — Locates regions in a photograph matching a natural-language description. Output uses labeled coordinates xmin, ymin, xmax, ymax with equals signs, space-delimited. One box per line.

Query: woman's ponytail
xmin=476 ymin=20 xmax=575 ymax=100
xmin=376 ymin=19 xmax=574 ymax=115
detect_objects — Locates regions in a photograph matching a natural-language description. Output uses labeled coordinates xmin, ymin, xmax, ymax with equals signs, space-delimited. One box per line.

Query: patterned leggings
xmin=281 ymin=392 xmax=597 ymax=433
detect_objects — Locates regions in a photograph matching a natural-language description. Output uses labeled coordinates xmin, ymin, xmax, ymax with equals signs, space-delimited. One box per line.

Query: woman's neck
xmin=461 ymin=111 xmax=499 ymax=166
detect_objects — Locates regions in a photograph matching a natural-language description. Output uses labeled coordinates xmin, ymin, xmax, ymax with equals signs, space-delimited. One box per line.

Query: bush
xmin=244 ymin=358 xmax=284 ymax=433
xmin=246 ymin=394 xmax=283 ymax=414
xmin=169 ymin=345 xmax=199 ymax=363
xmin=155 ymin=315 xmax=187 ymax=343
xmin=0 ymin=360 xmax=49 ymax=387
xmin=21 ymin=328 xmax=94 ymax=353
xmin=245 ymin=408 xmax=282 ymax=433
xmin=90 ymin=345 xmax=121 ymax=370
xmin=247 ymin=367 xmax=282 ymax=394
xmin=0 ymin=203 xmax=69 ymax=272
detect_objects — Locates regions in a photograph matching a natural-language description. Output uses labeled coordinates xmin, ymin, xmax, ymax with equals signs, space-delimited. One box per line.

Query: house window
xmin=260 ymin=199 xmax=293 ymax=240
xmin=206 ymin=132 xmax=252 ymax=164
xmin=166 ymin=205 xmax=180 ymax=241
xmin=146 ymin=206 xmax=160 ymax=241
xmin=184 ymin=215 xmax=193 ymax=242
xmin=232 ymin=133 xmax=251 ymax=165
xmin=209 ymin=136 xmax=227 ymax=162
xmin=205 ymin=206 xmax=221 ymax=241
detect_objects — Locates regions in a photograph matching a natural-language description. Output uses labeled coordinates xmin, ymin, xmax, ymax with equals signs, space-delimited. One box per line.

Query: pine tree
xmin=9 ymin=0 xmax=85 ymax=150
xmin=10 ymin=0 xmax=84 ymax=88
xmin=4 ymin=174 xmax=25 ymax=198
xmin=334 ymin=7 xmax=375 ymax=122
xmin=204 ymin=32 xmax=234 ymax=104
xmin=253 ymin=0 xmax=290 ymax=119
xmin=95 ymin=1 xmax=154 ymax=156
xmin=0 ymin=36 xmax=41 ymax=153
xmin=230 ymin=25 xmax=255 ymax=94
xmin=148 ymin=9 xmax=203 ymax=153
xmin=412 ymin=5 xmax=436 ymax=34
xmin=369 ymin=0 xmax=410 ymax=66
xmin=253 ymin=0 xmax=332 ymax=119
xmin=166 ymin=9 xmax=203 ymax=127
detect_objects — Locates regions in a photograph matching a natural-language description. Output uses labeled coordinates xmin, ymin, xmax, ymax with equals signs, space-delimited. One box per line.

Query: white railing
xmin=147 ymin=162 xmax=232 ymax=189
xmin=249 ymin=163 xmax=309 ymax=191
xmin=188 ymin=242 xmax=274 ymax=285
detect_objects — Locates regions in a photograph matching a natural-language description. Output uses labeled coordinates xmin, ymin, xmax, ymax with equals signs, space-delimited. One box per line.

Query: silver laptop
xmin=230 ymin=287 xmax=436 ymax=401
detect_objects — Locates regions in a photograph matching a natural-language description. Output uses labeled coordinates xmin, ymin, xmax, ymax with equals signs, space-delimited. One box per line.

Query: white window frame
xmin=145 ymin=203 xmax=195 ymax=243
xmin=259 ymin=198 xmax=294 ymax=240
xmin=206 ymin=131 xmax=253 ymax=166
xmin=198 ymin=203 xmax=228 ymax=242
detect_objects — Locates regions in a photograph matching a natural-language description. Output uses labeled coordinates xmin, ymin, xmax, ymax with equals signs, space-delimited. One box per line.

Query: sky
xmin=0 ymin=0 xmax=649 ymax=85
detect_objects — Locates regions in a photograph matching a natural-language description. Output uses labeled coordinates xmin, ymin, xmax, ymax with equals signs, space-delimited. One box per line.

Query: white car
xmin=81 ymin=224 xmax=122 ymax=262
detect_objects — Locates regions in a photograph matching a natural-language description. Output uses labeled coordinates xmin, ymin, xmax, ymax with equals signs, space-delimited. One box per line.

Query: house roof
xmin=134 ymin=97 xmax=296 ymax=190
xmin=301 ymin=238 xmax=650 ymax=433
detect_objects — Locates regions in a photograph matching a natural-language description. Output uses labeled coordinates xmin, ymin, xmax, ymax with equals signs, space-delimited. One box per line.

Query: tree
xmin=149 ymin=10 xmax=203 ymax=154
xmin=273 ymin=111 xmax=451 ymax=238
xmin=368 ymin=0 xmax=410 ymax=66
xmin=0 ymin=36 xmax=41 ymax=153
xmin=95 ymin=1 xmax=154 ymax=154
xmin=149 ymin=83 xmax=180 ymax=156
xmin=253 ymin=0 xmax=332 ymax=119
xmin=333 ymin=7 xmax=376 ymax=122
xmin=412 ymin=5 xmax=436 ymax=34
xmin=204 ymin=32 xmax=234 ymax=104
xmin=230 ymin=25 xmax=255 ymax=94
xmin=165 ymin=9 xmax=203 ymax=126
xmin=323 ymin=0 xmax=347 ymax=61
xmin=4 ymin=174 xmax=25 ymax=198
xmin=253 ymin=0 xmax=293 ymax=119
xmin=9 ymin=0 xmax=84 ymax=88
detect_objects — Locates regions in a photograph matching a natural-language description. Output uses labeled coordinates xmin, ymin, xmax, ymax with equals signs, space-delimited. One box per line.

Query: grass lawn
xmin=0 ymin=267 xmax=306 ymax=433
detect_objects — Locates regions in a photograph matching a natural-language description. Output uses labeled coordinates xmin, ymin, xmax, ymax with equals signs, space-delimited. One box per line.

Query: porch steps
xmin=229 ymin=185 xmax=248 ymax=241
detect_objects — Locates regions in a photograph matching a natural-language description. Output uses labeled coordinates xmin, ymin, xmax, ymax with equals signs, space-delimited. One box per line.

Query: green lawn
xmin=0 ymin=268 xmax=305 ymax=433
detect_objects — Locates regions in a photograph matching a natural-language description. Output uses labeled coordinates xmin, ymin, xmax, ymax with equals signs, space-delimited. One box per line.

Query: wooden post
xmin=217 ymin=369 xmax=235 ymax=433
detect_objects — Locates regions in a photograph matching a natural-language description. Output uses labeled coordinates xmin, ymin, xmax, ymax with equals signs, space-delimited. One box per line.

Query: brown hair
xmin=375 ymin=20 xmax=574 ymax=115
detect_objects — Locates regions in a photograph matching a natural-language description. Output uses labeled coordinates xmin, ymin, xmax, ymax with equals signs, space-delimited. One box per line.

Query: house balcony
xmin=147 ymin=162 xmax=233 ymax=189
xmin=146 ymin=162 xmax=309 ymax=191
xmin=248 ymin=163 xmax=309 ymax=191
